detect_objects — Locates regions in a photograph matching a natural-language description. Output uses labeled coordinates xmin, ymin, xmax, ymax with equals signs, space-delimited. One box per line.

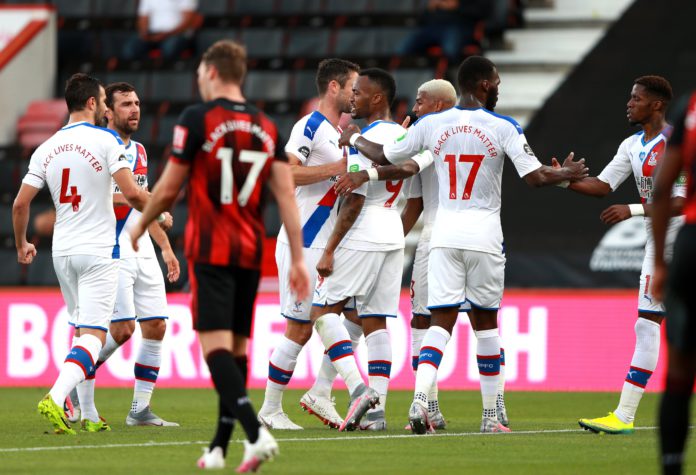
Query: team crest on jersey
xmin=647 ymin=150 xmax=658 ymax=166
xmin=172 ymin=125 xmax=188 ymax=153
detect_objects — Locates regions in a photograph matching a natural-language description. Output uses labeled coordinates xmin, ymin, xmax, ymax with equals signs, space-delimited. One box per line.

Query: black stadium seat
xmin=150 ymin=71 xmax=196 ymax=102
xmin=245 ymin=71 xmax=290 ymax=101
xmin=240 ymin=29 xmax=285 ymax=58
xmin=285 ymin=29 xmax=331 ymax=57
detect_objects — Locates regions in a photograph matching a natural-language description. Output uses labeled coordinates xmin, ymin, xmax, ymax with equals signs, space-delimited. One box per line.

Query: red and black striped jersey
xmin=670 ymin=91 xmax=696 ymax=224
xmin=170 ymin=98 xmax=285 ymax=269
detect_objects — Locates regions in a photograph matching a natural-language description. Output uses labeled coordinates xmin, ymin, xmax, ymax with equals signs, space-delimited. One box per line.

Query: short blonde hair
xmin=202 ymin=40 xmax=247 ymax=84
xmin=417 ymin=79 xmax=457 ymax=105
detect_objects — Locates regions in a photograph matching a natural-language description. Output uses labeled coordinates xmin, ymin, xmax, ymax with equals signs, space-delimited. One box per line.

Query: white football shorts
xmin=427 ymin=247 xmax=505 ymax=310
xmin=276 ymin=242 xmax=325 ymax=323
xmin=55 ymin=255 xmax=119 ymax=331
xmin=313 ymin=247 xmax=403 ymax=318
xmin=411 ymin=239 xmax=471 ymax=317
xmin=638 ymin=227 xmax=678 ymax=314
xmin=112 ymin=257 xmax=168 ymax=322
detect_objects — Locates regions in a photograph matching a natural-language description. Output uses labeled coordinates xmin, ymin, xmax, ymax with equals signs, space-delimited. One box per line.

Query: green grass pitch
xmin=1 ymin=388 xmax=694 ymax=474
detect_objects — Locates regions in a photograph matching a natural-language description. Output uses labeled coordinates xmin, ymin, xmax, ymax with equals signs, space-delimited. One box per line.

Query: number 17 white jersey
xmin=22 ymin=121 xmax=130 ymax=258
xmin=384 ymin=106 xmax=542 ymax=254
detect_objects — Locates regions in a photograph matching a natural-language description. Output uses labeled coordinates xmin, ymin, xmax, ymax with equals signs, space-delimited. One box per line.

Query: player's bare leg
xmin=311 ymin=300 xmax=378 ymax=431
xmin=410 ymin=307 xmax=458 ymax=434
xmin=468 ymin=308 xmax=510 ymax=433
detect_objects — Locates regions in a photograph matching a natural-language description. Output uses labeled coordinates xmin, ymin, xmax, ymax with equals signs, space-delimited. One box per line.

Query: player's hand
xmin=338 ymin=124 xmax=361 ymax=147
xmin=130 ymin=223 xmax=146 ymax=252
xmin=652 ymin=261 xmax=668 ymax=302
xmin=600 ymin=204 xmax=631 ymax=225
xmin=335 ymin=171 xmax=369 ymax=195
xmin=16 ymin=242 xmax=36 ymax=264
xmin=551 ymin=157 xmax=561 ymax=169
xmin=401 ymin=115 xmax=411 ymax=128
xmin=561 ymin=152 xmax=589 ymax=181
xmin=316 ymin=250 xmax=334 ymax=278
xmin=162 ymin=248 xmax=180 ymax=282
xmin=157 ymin=212 xmax=173 ymax=231
xmin=289 ymin=260 xmax=310 ymax=301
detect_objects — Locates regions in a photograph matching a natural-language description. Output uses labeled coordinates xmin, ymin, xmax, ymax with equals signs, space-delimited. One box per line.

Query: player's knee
xmin=141 ymin=318 xmax=167 ymax=340
xmin=411 ymin=315 xmax=430 ymax=330
xmin=110 ymin=322 xmax=135 ymax=345
xmin=285 ymin=321 xmax=312 ymax=345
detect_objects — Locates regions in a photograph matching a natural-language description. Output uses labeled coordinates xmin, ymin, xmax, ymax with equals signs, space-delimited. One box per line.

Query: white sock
xmin=366 ymin=329 xmax=391 ymax=410
xmin=76 ymin=379 xmax=98 ymax=422
xmin=497 ymin=347 xmax=506 ymax=410
xmin=310 ymin=317 xmax=362 ymax=398
xmin=49 ymin=334 xmax=102 ymax=406
xmin=615 ymin=318 xmax=661 ymax=423
xmin=132 ymin=338 xmax=162 ymax=413
xmin=97 ymin=331 xmax=121 ymax=366
xmin=476 ymin=329 xmax=501 ymax=417
xmin=414 ymin=326 xmax=450 ymax=404
xmin=261 ymin=336 xmax=303 ymax=414
xmin=411 ymin=328 xmax=427 ymax=376
xmin=314 ymin=313 xmax=364 ymax=397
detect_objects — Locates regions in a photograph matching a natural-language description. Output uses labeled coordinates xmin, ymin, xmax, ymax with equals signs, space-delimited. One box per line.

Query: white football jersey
xmin=113 ymin=139 xmax=156 ymax=259
xmin=384 ymin=106 xmax=542 ymax=254
xmin=597 ymin=127 xmax=686 ymax=241
xmin=342 ymin=120 xmax=406 ymax=251
xmin=278 ymin=111 xmax=344 ymax=249
xmin=22 ymin=121 xmax=131 ymax=258
xmin=405 ymin=150 xmax=438 ymax=241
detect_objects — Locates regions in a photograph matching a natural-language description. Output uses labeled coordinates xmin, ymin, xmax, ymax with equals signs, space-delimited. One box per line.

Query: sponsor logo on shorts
xmin=292 ymin=301 xmax=303 ymax=313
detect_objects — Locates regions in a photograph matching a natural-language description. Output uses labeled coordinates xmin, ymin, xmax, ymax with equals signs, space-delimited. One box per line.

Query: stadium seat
xmin=393 ymin=69 xmax=434 ymax=102
xmin=371 ymin=0 xmax=417 ymax=13
xmin=291 ymin=70 xmax=318 ymax=100
xmin=94 ymin=0 xmax=137 ymax=17
xmin=232 ymin=0 xmax=277 ymax=14
xmin=0 ymin=205 xmax=13 ymax=237
xmin=0 ymin=249 xmax=23 ymax=286
xmin=333 ymin=29 xmax=378 ymax=57
xmin=270 ymin=114 xmax=297 ymax=142
xmin=324 ymin=0 xmax=370 ymax=14
xmin=25 ymin=252 xmax=59 ymax=286
xmin=155 ymin=115 xmax=180 ymax=147
xmin=150 ymin=71 xmax=196 ymax=102
xmin=277 ymin=0 xmax=322 ymax=14
xmin=0 ymin=159 xmax=20 ymax=203
xmin=100 ymin=31 xmax=139 ymax=60
xmin=104 ymin=71 xmax=149 ymax=98
xmin=263 ymin=200 xmax=281 ymax=236
xmin=286 ymin=29 xmax=331 ymax=57
xmin=196 ymin=29 xmax=239 ymax=56
xmin=240 ymin=29 xmax=285 ymax=58
xmin=54 ymin=0 xmax=92 ymax=18
xmin=171 ymin=204 xmax=188 ymax=239
xmin=245 ymin=71 xmax=290 ymax=101
xmin=19 ymin=131 xmax=54 ymax=152
xmin=198 ymin=0 xmax=233 ymax=16
xmin=136 ymin=115 xmax=156 ymax=146
xmin=375 ymin=27 xmax=412 ymax=55
xmin=24 ymin=100 xmax=68 ymax=121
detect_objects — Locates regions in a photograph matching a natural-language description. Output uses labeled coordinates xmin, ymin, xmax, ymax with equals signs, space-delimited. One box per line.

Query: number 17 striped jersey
xmin=383 ymin=106 xmax=542 ymax=255
xmin=170 ymin=98 xmax=285 ymax=269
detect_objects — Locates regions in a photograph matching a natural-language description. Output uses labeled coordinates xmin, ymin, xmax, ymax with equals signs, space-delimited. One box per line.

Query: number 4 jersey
xmin=170 ymin=98 xmax=285 ymax=269
xmin=384 ymin=106 xmax=542 ymax=255
xmin=23 ymin=121 xmax=131 ymax=258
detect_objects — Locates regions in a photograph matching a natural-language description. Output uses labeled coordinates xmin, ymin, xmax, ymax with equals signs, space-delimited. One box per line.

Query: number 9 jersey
xmin=169 ymin=98 xmax=286 ymax=269
xmin=384 ymin=106 xmax=542 ymax=255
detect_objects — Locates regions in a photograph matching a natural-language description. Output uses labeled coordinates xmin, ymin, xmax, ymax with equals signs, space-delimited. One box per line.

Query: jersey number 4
xmin=59 ymin=168 xmax=81 ymax=212
xmin=216 ymin=147 xmax=268 ymax=207
xmin=444 ymin=154 xmax=484 ymax=200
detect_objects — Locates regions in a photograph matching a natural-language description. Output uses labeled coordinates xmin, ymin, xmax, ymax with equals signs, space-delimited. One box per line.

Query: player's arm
xmin=523 ymin=152 xmax=589 ymax=187
xmin=268 ymin=161 xmax=310 ymax=300
xmin=335 ymin=160 xmax=420 ymax=195
xmin=131 ymin=160 xmax=190 ymax=251
xmin=113 ymin=169 xmax=149 ymax=211
xmin=147 ymin=220 xmax=180 ymax=283
xmin=287 ymin=152 xmax=346 ymax=186
xmin=402 ymin=197 xmax=424 ymax=236
xmin=12 ymin=183 xmax=40 ymax=264
xmin=317 ymin=192 xmax=365 ymax=277
xmin=567 ymin=177 xmax=612 ymax=197
xmin=338 ymin=124 xmax=390 ymax=165
xmin=600 ymin=198 xmax=685 ymax=225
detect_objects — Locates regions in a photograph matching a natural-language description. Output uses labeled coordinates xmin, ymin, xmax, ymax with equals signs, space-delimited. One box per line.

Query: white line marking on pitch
xmin=0 ymin=426 xmax=659 ymax=453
